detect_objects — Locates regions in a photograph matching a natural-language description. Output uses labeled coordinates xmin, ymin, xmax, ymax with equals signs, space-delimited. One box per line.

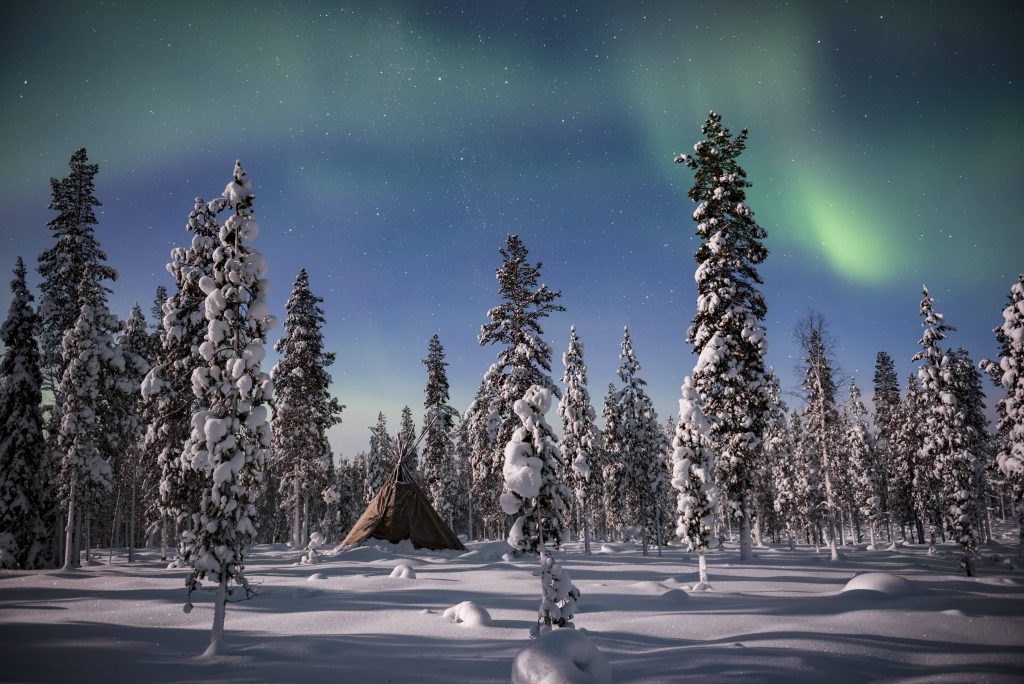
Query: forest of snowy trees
xmin=2 ymin=112 xmax=1023 ymax=610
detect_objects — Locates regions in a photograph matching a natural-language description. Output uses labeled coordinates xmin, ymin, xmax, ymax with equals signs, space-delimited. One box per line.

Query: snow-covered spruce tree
xmin=671 ymin=376 xmax=718 ymax=587
xmin=768 ymin=404 xmax=799 ymax=550
xmin=152 ymin=286 xmax=168 ymax=332
xmin=891 ymin=374 xmax=929 ymax=543
xmin=398 ymin=405 xmax=418 ymax=476
xmin=133 ymin=287 xmax=167 ymax=538
xmin=500 ymin=385 xmax=578 ymax=635
xmin=950 ymin=348 xmax=991 ymax=544
xmin=614 ymin=328 xmax=667 ymax=556
xmin=141 ymin=198 xmax=219 ymax=560
xmin=872 ymin=352 xmax=900 ymax=542
xmin=913 ymin=285 xmax=978 ymax=576
xmin=364 ymin=412 xmax=392 ymax=502
xmin=844 ymin=381 xmax=882 ymax=548
xmin=111 ymin=306 xmax=152 ymax=562
xmin=271 ymin=268 xmax=344 ymax=548
xmin=981 ymin=274 xmax=1024 ymax=555
xmin=36 ymin=149 xmax=117 ymax=399
xmin=760 ymin=370 xmax=790 ymax=546
xmin=600 ymin=382 xmax=627 ymax=537
xmin=325 ymin=457 xmax=361 ymax=537
xmin=178 ymin=161 xmax=274 ymax=656
xmin=349 ymin=452 xmax=369 ymax=514
xmin=463 ymin=377 xmax=501 ymax=538
xmin=795 ymin=313 xmax=843 ymax=559
xmin=787 ymin=411 xmax=823 ymax=547
xmin=557 ymin=326 xmax=599 ymax=555
xmin=450 ymin=416 xmax=473 ymax=536
xmin=676 ymin=111 xmax=769 ymax=562
xmin=479 ymin=234 xmax=565 ymax=524
xmin=56 ymin=302 xmax=121 ymax=569
xmin=0 ymin=258 xmax=48 ymax=569
xmin=752 ymin=370 xmax=787 ymax=547
xmin=421 ymin=334 xmax=460 ymax=527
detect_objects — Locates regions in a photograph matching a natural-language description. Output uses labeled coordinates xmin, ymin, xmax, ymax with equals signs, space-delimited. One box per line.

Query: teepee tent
xmin=340 ymin=423 xmax=465 ymax=551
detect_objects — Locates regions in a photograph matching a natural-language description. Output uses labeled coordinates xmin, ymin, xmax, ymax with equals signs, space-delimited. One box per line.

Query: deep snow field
xmin=2 ymin=528 xmax=1024 ymax=683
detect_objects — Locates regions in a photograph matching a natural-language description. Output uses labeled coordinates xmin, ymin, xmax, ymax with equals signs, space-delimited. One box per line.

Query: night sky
xmin=2 ymin=1 xmax=1021 ymax=460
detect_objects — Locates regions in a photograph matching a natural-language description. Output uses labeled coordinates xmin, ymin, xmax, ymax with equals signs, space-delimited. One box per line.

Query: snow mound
xmin=511 ymin=629 xmax=611 ymax=684
xmin=456 ymin=541 xmax=513 ymax=562
xmin=442 ymin=601 xmax=492 ymax=627
xmin=661 ymin=588 xmax=689 ymax=603
xmin=629 ymin=581 xmax=671 ymax=593
xmin=390 ymin=563 xmax=416 ymax=579
xmin=841 ymin=572 xmax=918 ymax=596
xmin=306 ymin=573 xmax=326 ymax=581
xmin=598 ymin=544 xmax=620 ymax=554
xmin=333 ymin=545 xmax=394 ymax=562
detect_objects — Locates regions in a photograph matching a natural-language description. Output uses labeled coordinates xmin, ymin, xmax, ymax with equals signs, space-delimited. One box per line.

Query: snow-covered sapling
xmin=501 ymin=385 xmax=579 ymax=636
xmin=671 ymin=376 xmax=717 ymax=588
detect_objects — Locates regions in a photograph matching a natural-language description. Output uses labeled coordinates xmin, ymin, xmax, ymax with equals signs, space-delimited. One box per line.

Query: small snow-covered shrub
xmin=442 ymin=601 xmax=491 ymax=627
xmin=511 ymin=629 xmax=610 ymax=684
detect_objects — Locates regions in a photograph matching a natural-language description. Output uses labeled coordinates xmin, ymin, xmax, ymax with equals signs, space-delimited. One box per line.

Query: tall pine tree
xmin=141 ymin=198 xmax=219 ymax=559
xmin=179 ymin=161 xmax=275 ymax=655
xmin=364 ymin=412 xmax=392 ymax=502
xmin=676 ymin=111 xmax=769 ymax=561
xmin=796 ymin=313 xmax=843 ymax=559
xmin=271 ymin=268 xmax=344 ymax=547
xmin=37 ymin=149 xmax=116 ymax=398
xmin=557 ymin=326 xmax=599 ymax=555
xmin=981 ymin=274 xmax=1024 ymax=555
xmin=479 ymin=235 xmax=564 ymax=528
xmin=421 ymin=335 xmax=459 ymax=527
xmin=872 ymin=351 xmax=900 ymax=542
xmin=913 ymin=286 xmax=978 ymax=575
xmin=0 ymin=258 xmax=48 ymax=568
xmin=57 ymin=301 xmax=122 ymax=569
xmin=844 ymin=381 xmax=881 ymax=548
xmin=112 ymin=305 xmax=152 ymax=562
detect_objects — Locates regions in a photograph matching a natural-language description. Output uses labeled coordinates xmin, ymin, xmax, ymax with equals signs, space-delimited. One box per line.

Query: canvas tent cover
xmin=341 ymin=465 xmax=466 ymax=551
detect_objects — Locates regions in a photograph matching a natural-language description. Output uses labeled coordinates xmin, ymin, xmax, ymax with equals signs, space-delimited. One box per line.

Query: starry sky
xmin=2 ymin=1 xmax=1021 ymax=460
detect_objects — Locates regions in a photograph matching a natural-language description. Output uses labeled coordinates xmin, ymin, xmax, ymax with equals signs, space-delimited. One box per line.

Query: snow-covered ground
xmin=2 ymin=529 xmax=1023 ymax=683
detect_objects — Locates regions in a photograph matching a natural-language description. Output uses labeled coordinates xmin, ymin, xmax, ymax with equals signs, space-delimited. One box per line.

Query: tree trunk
xmin=738 ymin=493 xmax=753 ymax=561
xmin=160 ymin=515 xmax=169 ymax=561
xmin=84 ymin=514 xmax=92 ymax=564
xmin=581 ymin=497 xmax=592 ymax=556
xmin=128 ymin=474 xmax=136 ymax=563
xmin=697 ymin=549 xmax=710 ymax=587
xmin=1016 ymin=501 xmax=1024 ymax=559
xmin=654 ymin=500 xmax=663 ymax=558
xmin=109 ymin=485 xmax=122 ymax=564
xmin=292 ymin=477 xmax=301 ymax=547
xmin=301 ymin=495 xmax=310 ymax=547
xmin=62 ymin=476 xmax=78 ymax=571
xmin=203 ymin=577 xmax=228 ymax=658
xmin=56 ymin=511 xmax=65 ymax=569
xmin=537 ymin=523 xmax=552 ymax=634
